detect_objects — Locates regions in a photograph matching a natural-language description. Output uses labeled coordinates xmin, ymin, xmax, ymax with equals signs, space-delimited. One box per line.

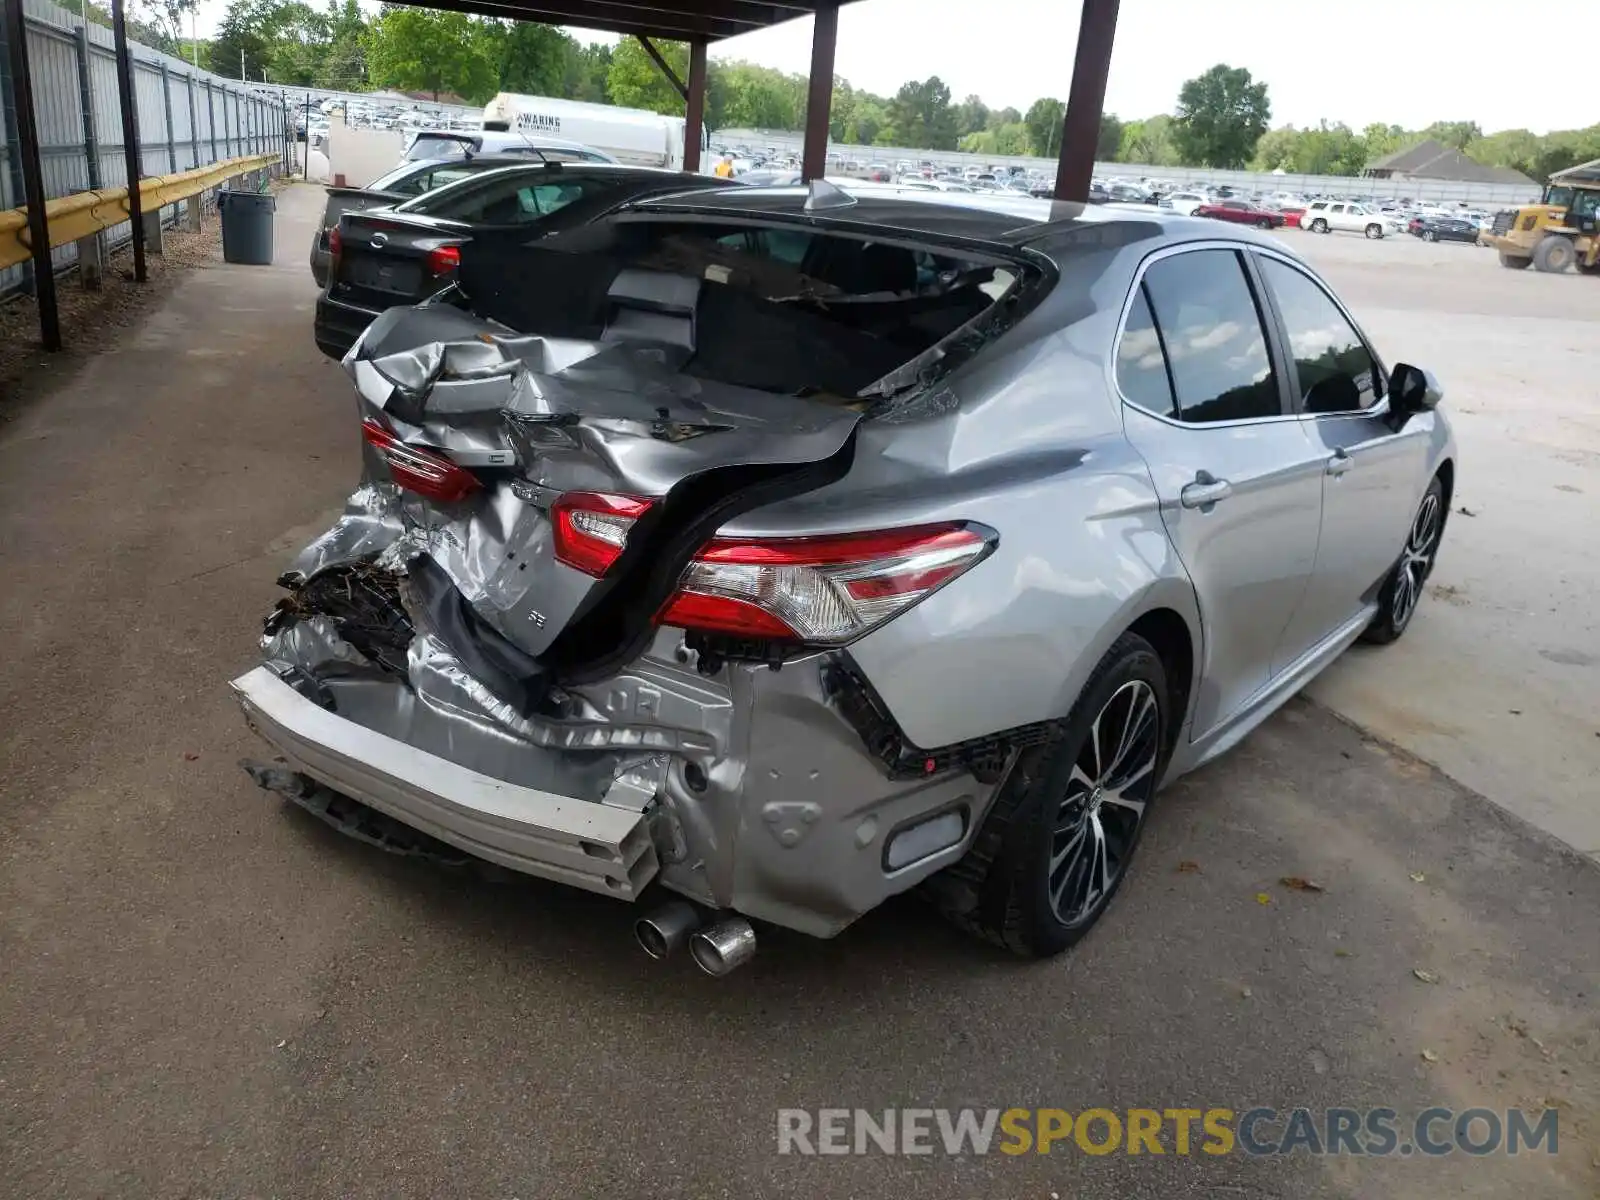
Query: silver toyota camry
xmin=233 ymin=184 xmax=1455 ymax=972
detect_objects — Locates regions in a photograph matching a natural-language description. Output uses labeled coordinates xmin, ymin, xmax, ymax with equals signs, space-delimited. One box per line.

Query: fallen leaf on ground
xmin=1280 ymin=876 xmax=1325 ymax=892
xmin=1334 ymin=948 xmax=1353 ymax=958
xmin=183 ymin=751 xmax=200 ymax=761
xmin=1413 ymin=968 xmax=1439 ymax=984
xmin=1255 ymin=892 xmax=1271 ymax=906
xmin=1176 ymin=860 xmax=1201 ymax=874
xmin=1421 ymin=1049 xmax=1438 ymax=1063
xmin=1408 ymin=871 xmax=1426 ymax=883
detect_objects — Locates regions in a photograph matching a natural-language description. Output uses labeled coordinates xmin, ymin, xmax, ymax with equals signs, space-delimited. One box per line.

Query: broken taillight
xmin=361 ymin=419 xmax=480 ymax=503
xmin=424 ymin=243 xmax=461 ymax=276
xmin=550 ymin=492 xmax=655 ymax=577
xmin=657 ymin=523 xmax=995 ymax=645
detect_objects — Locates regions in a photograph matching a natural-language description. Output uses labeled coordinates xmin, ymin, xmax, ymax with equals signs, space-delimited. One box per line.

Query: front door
xmin=1115 ymin=247 xmax=1326 ymax=737
xmin=1251 ymin=253 xmax=1431 ymax=666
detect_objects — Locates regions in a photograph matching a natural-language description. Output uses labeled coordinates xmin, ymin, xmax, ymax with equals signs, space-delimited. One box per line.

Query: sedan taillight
xmin=550 ymin=492 xmax=655 ymax=577
xmin=657 ymin=523 xmax=996 ymax=645
xmin=361 ymin=419 xmax=480 ymax=503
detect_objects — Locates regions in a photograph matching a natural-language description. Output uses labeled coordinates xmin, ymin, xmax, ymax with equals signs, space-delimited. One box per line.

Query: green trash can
xmin=218 ymin=189 xmax=276 ymax=265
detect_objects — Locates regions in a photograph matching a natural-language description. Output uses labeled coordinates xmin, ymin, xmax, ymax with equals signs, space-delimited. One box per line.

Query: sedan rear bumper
xmin=314 ymin=295 xmax=380 ymax=361
xmin=231 ymin=665 xmax=659 ymax=898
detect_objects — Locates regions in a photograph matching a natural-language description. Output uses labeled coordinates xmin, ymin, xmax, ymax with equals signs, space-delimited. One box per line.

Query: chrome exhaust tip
xmin=689 ymin=917 xmax=757 ymax=977
xmin=634 ymin=900 xmax=702 ymax=960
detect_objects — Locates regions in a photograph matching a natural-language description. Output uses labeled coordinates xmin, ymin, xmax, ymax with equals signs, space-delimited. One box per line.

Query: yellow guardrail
xmin=0 ymin=152 xmax=280 ymax=272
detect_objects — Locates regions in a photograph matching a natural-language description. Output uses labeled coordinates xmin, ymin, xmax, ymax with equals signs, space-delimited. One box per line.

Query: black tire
xmin=1533 ymin=235 xmax=1575 ymax=273
xmin=1424 ymin=230 xmax=1437 ymax=242
xmin=1363 ymin=476 xmax=1446 ymax=646
xmin=1259 ymin=217 xmax=1273 ymax=229
xmin=934 ymin=633 xmax=1168 ymax=957
xmin=1499 ymin=252 xmax=1531 ymax=270
xmin=1365 ymin=223 xmax=1383 ymax=239
xmin=1311 ymin=218 xmax=1329 ymax=234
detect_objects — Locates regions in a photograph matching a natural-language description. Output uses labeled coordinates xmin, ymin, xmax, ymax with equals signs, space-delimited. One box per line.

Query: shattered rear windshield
xmin=452 ymin=217 xmax=1034 ymax=399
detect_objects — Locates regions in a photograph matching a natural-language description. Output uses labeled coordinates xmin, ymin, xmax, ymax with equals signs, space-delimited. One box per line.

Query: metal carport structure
xmin=3 ymin=0 xmax=1122 ymax=352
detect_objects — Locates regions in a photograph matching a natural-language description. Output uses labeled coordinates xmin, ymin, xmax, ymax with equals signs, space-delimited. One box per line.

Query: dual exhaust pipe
xmin=634 ymin=900 xmax=756 ymax=977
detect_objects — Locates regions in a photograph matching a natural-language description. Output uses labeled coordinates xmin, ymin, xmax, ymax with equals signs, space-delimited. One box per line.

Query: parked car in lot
xmin=244 ymin=186 xmax=1455 ymax=970
xmin=1408 ymin=214 xmax=1481 ymax=244
xmin=313 ymin=163 xmax=736 ymax=360
xmin=1162 ymin=190 xmax=1210 ymax=216
xmin=1300 ymin=200 xmax=1390 ymax=238
xmin=1193 ymin=198 xmax=1285 ymax=228
xmin=310 ymin=155 xmax=558 ymax=287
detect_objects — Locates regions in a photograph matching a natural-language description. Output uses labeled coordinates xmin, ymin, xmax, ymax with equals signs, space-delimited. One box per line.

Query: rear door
xmin=1116 ymin=246 xmax=1326 ymax=736
xmin=1251 ymin=252 xmax=1430 ymax=664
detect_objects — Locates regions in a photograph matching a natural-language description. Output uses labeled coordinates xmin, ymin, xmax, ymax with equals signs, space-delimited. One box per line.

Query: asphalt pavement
xmin=0 ymin=182 xmax=1596 ymax=1198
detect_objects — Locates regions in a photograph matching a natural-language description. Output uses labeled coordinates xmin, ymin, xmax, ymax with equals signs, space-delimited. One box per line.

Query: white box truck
xmin=481 ymin=93 xmax=708 ymax=171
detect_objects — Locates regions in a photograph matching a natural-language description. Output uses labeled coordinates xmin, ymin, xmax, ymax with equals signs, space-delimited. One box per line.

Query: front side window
xmin=1135 ymin=249 xmax=1280 ymax=424
xmin=1257 ymin=258 xmax=1380 ymax=413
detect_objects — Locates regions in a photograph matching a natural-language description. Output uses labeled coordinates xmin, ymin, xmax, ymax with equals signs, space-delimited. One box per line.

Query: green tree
xmin=884 ymin=76 xmax=958 ymax=150
xmin=1098 ymin=112 xmax=1124 ymax=160
xmin=1023 ymin=96 xmax=1064 ymax=157
xmin=1118 ymin=114 xmax=1179 ymax=166
xmin=1251 ymin=124 xmax=1299 ymax=171
xmin=605 ymin=36 xmax=689 ymax=114
xmin=363 ymin=7 xmax=498 ymax=102
xmin=987 ymin=106 xmax=1021 ymax=130
xmin=563 ymin=42 xmax=612 ymax=104
xmin=715 ymin=61 xmax=804 ymax=130
xmin=956 ymin=93 xmax=989 ymax=138
xmin=1172 ymin=64 xmax=1271 ymax=168
xmin=499 ymin=22 xmax=574 ymax=96
xmin=1361 ymin=122 xmax=1407 ymax=163
xmin=1421 ymin=120 xmax=1482 ymax=152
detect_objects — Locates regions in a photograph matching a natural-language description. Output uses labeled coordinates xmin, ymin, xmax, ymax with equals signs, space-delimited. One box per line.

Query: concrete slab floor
xmin=0 ymin=183 xmax=1596 ymax=1198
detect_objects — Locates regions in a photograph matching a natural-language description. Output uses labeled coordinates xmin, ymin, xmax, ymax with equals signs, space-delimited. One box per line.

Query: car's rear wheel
xmin=1424 ymin=229 xmax=1438 ymax=242
xmin=933 ymin=633 xmax=1167 ymax=957
xmin=1259 ymin=217 xmax=1273 ymax=229
xmin=1312 ymin=218 xmax=1329 ymax=233
xmin=1365 ymin=223 xmax=1383 ymax=239
xmin=1362 ymin=476 xmax=1445 ymax=645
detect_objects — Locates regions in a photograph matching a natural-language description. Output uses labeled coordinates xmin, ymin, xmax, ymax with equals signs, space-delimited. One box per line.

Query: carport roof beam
xmin=375 ymin=0 xmax=857 ymax=41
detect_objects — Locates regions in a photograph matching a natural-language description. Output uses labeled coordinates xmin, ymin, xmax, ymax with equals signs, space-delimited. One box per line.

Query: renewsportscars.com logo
xmin=776 ymin=1107 xmax=1559 ymax=1158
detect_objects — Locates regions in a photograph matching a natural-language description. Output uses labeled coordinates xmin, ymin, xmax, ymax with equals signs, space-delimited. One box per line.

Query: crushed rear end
xmin=238 ymin=193 xmax=1055 ymax=943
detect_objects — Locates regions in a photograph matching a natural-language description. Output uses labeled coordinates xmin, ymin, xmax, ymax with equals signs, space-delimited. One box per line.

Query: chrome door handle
xmin=1326 ymin=449 xmax=1353 ymax=476
xmin=1180 ymin=471 xmax=1233 ymax=509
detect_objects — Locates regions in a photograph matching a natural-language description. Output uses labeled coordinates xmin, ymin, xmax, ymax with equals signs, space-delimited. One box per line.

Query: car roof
xmin=626 ymin=181 xmax=1291 ymax=259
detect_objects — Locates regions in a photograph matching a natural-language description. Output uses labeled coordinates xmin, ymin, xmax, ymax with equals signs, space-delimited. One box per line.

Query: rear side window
xmin=1116 ymin=285 xmax=1175 ymax=417
xmin=1133 ymin=249 xmax=1280 ymax=423
xmin=402 ymin=172 xmax=619 ymax=224
xmin=1257 ymin=258 xmax=1381 ymax=412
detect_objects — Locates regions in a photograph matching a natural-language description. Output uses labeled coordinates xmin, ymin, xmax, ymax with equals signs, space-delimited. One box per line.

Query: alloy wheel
xmin=1392 ymin=490 xmax=1442 ymax=630
xmin=1048 ymin=680 xmax=1160 ymax=927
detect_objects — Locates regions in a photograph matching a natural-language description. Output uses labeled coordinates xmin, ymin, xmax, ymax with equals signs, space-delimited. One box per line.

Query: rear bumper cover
xmin=231 ymin=665 xmax=658 ymax=898
xmin=314 ymin=294 xmax=379 ymax=361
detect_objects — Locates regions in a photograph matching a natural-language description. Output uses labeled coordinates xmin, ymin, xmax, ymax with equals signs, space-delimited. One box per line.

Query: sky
xmin=189 ymin=0 xmax=1581 ymax=134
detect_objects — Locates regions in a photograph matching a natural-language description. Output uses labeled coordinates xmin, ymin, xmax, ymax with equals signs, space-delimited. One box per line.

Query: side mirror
xmin=1387 ymin=362 xmax=1442 ymax=425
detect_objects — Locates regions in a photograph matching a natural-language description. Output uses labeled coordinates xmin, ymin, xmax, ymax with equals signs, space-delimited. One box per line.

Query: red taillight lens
xmin=424 ymin=244 xmax=461 ymax=276
xmin=327 ymin=225 xmax=342 ymax=260
xmin=550 ymin=491 xmax=655 ymax=577
xmin=361 ymin=419 xmax=480 ymax=503
xmin=658 ymin=523 xmax=994 ymax=645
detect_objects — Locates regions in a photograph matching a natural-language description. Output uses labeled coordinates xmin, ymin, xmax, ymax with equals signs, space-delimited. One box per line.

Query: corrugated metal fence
xmin=0 ymin=0 xmax=288 ymax=296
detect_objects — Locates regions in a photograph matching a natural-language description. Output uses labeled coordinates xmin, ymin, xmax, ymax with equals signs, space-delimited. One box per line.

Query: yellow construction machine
xmin=1485 ymin=157 xmax=1600 ymax=273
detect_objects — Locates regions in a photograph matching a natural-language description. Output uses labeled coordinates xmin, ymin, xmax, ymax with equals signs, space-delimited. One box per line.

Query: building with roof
xmin=1362 ymin=139 xmax=1535 ymax=186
